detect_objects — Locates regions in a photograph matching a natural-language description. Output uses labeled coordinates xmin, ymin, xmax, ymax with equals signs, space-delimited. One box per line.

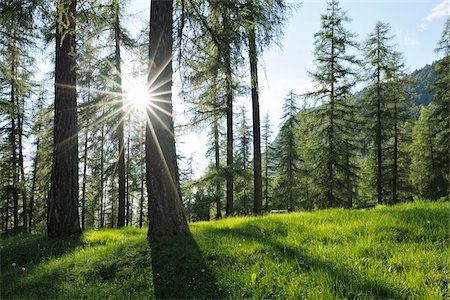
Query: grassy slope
xmin=1 ymin=201 xmax=448 ymax=299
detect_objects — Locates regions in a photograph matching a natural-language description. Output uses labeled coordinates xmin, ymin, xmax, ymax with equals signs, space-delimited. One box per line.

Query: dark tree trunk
xmin=29 ymin=127 xmax=40 ymax=232
xmin=11 ymin=53 xmax=19 ymax=231
xmin=17 ymin=100 xmax=27 ymax=230
xmin=376 ymin=31 xmax=383 ymax=205
xmin=81 ymin=126 xmax=88 ymax=230
xmin=247 ymin=3 xmax=262 ymax=216
xmin=327 ymin=25 xmax=335 ymax=209
xmin=114 ymin=1 xmax=126 ymax=228
xmin=47 ymin=0 xmax=81 ymax=237
xmin=139 ymin=126 xmax=144 ymax=228
xmin=126 ymin=120 xmax=131 ymax=226
xmin=99 ymin=122 xmax=105 ymax=228
xmin=214 ymin=111 xmax=222 ymax=219
xmin=146 ymin=0 xmax=189 ymax=239
xmin=224 ymin=26 xmax=234 ymax=217
xmin=392 ymin=103 xmax=398 ymax=205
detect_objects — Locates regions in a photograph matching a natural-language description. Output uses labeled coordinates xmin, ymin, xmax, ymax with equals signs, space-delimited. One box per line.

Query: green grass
xmin=1 ymin=201 xmax=448 ymax=299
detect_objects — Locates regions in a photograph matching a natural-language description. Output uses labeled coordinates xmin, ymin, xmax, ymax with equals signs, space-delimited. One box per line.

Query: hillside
xmin=1 ymin=201 xmax=448 ymax=299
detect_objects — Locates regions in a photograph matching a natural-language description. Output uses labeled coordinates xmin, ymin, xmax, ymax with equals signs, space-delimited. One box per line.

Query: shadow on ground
xmin=149 ymin=235 xmax=225 ymax=299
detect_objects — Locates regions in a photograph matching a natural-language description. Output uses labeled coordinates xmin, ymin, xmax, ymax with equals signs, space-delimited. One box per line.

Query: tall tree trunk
xmin=213 ymin=110 xmax=222 ymax=219
xmin=17 ymin=99 xmax=27 ymax=230
xmin=327 ymin=24 xmax=335 ymax=208
xmin=224 ymin=19 xmax=234 ymax=217
xmin=114 ymin=0 xmax=126 ymax=228
xmin=247 ymin=4 xmax=262 ymax=216
xmin=81 ymin=126 xmax=88 ymax=230
xmin=139 ymin=126 xmax=144 ymax=228
xmin=376 ymin=30 xmax=383 ymax=205
xmin=392 ymin=102 xmax=398 ymax=205
xmin=99 ymin=122 xmax=105 ymax=228
xmin=146 ymin=0 xmax=189 ymax=238
xmin=126 ymin=119 xmax=131 ymax=226
xmin=10 ymin=50 xmax=19 ymax=231
xmin=48 ymin=0 xmax=81 ymax=237
xmin=29 ymin=127 xmax=41 ymax=232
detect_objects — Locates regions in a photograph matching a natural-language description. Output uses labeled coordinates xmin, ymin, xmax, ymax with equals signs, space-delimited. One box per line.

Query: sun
xmin=123 ymin=79 xmax=149 ymax=114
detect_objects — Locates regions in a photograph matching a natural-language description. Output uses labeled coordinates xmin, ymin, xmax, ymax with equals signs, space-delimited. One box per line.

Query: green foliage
xmin=307 ymin=0 xmax=360 ymax=208
xmin=1 ymin=201 xmax=447 ymax=299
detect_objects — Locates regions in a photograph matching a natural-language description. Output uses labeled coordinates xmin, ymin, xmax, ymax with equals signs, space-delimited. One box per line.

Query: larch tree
xmin=362 ymin=21 xmax=398 ymax=205
xmin=275 ymin=90 xmax=301 ymax=211
xmin=146 ymin=0 xmax=190 ymax=238
xmin=307 ymin=0 xmax=360 ymax=208
xmin=48 ymin=0 xmax=81 ymax=237
xmin=239 ymin=0 xmax=289 ymax=215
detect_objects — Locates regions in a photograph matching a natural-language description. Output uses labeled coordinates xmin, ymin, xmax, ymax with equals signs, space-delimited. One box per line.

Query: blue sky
xmin=152 ymin=0 xmax=448 ymax=177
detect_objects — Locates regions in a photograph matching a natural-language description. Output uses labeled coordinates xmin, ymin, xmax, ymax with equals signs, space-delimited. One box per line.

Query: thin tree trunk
xmin=328 ymin=23 xmax=335 ymax=208
xmin=114 ymin=0 xmax=126 ymax=228
xmin=224 ymin=19 xmax=234 ymax=217
xmin=376 ymin=29 xmax=383 ymax=205
xmin=247 ymin=4 xmax=262 ymax=216
xmin=48 ymin=0 xmax=81 ymax=237
xmin=392 ymin=102 xmax=398 ymax=205
xmin=99 ymin=122 xmax=105 ymax=228
xmin=29 ymin=130 xmax=40 ymax=232
xmin=10 ymin=36 xmax=19 ymax=231
xmin=126 ymin=119 xmax=131 ymax=226
xmin=214 ymin=110 xmax=222 ymax=219
xmin=146 ymin=0 xmax=189 ymax=238
xmin=81 ymin=126 xmax=88 ymax=230
xmin=139 ymin=126 xmax=144 ymax=228
xmin=17 ymin=98 xmax=27 ymax=230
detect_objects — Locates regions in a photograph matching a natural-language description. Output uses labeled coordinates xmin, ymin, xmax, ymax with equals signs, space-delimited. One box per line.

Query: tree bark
xmin=47 ymin=0 xmax=81 ymax=237
xmin=213 ymin=110 xmax=222 ymax=219
xmin=81 ymin=126 xmax=88 ymax=230
xmin=114 ymin=0 xmax=126 ymax=228
xmin=392 ymin=102 xmax=398 ymax=205
xmin=224 ymin=16 xmax=234 ymax=217
xmin=247 ymin=2 xmax=262 ymax=216
xmin=376 ymin=29 xmax=383 ymax=205
xmin=10 ymin=47 xmax=19 ymax=231
xmin=146 ymin=0 xmax=189 ymax=239
xmin=29 ymin=127 xmax=41 ymax=232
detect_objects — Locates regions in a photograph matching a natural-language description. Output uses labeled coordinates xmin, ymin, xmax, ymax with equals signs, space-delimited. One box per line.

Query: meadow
xmin=1 ymin=200 xmax=448 ymax=299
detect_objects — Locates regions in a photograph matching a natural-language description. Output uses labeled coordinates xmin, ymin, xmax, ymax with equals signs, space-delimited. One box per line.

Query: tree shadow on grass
xmin=201 ymin=220 xmax=404 ymax=299
xmin=0 ymin=233 xmax=83 ymax=298
xmin=1 ymin=233 xmax=83 ymax=268
xmin=149 ymin=235 xmax=225 ymax=299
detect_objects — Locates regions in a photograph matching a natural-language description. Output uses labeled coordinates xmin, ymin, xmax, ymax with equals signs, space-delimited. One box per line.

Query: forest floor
xmin=1 ymin=201 xmax=448 ymax=299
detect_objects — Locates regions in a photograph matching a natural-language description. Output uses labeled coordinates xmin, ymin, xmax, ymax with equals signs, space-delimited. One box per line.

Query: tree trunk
xmin=392 ymin=102 xmax=398 ymax=205
xmin=10 ymin=51 xmax=19 ymax=231
xmin=114 ymin=0 xmax=126 ymax=228
xmin=126 ymin=119 xmax=131 ymax=226
xmin=29 ymin=128 xmax=40 ymax=232
xmin=99 ymin=121 xmax=105 ymax=228
xmin=17 ymin=98 xmax=27 ymax=230
xmin=376 ymin=30 xmax=383 ymax=205
xmin=247 ymin=3 xmax=262 ymax=216
xmin=214 ymin=110 xmax=222 ymax=219
xmin=224 ymin=19 xmax=234 ymax=217
xmin=139 ymin=126 xmax=144 ymax=228
xmin=81 ymin=126 xmax=88 ymax=230
xmin=146 ymin=0 xmax=189 ymax=239
xmin=48 ymin=0 xmax=81 ymax=237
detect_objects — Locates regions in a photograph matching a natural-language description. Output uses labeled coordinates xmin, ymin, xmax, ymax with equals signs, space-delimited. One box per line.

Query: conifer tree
xmin=308 ymin=0 xmax=360 ymax=208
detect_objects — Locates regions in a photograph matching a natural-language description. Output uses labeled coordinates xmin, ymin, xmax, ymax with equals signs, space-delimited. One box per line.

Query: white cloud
xmin=419 ymin=23 xmax=428 ymax=32
xmin=423 ymin=0 xmax=449 ymax=22
xmin=404 ymin=35 xmax=420 ymax=48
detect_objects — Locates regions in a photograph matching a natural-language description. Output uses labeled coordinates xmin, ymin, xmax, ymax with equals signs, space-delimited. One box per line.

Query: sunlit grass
xmin=1 ymin=201 xmax=448 ymax=299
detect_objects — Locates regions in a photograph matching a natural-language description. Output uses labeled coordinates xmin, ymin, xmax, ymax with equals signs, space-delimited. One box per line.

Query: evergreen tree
xmin=274 ymin=90 xmax=300 ymax=211
xmin=307 ymin=0 xmax=360 ymax=208
xmin=362 ymin=21 xmax=399 ymax=205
